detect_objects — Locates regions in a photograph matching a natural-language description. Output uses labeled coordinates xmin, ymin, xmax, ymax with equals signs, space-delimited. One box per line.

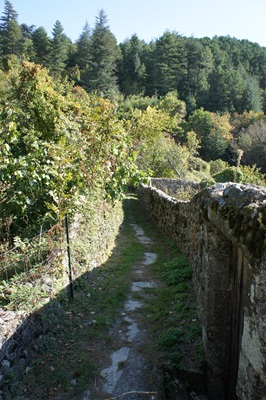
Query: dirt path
xmin=82 ymin=220 xmax=165 ymax=400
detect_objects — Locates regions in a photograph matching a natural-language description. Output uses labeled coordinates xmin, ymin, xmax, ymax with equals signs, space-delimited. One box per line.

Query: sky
xmin=5 ymin=0 xmax=266 ymax=47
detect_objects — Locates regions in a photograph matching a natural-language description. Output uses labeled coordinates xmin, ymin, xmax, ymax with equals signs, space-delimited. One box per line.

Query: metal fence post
xmin=65 ymin=215 xmax=74 ymax=300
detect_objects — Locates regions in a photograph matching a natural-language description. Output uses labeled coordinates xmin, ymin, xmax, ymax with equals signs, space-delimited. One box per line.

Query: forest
xmin=0 ymin=0 xmax=266 ymax=243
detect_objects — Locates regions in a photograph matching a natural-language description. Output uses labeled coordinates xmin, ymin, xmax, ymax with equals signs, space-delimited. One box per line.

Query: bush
xmin=209 ymin=159 xmax=229 ymax=175
xmin=212 ymin=167 xmax=242 ymax=183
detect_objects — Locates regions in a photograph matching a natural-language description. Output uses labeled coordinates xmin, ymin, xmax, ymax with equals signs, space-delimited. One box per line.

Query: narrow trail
xmin=83 ymin=215 xmax=165 ymax=399
xmin=11 ymin=197 xmax=205 ymax=400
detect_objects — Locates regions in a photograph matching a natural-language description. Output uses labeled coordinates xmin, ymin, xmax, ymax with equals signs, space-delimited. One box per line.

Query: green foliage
xmin=236 ymin=119 xmax=266 ymax=173
xmin=0 ymin=191 xmax=126 ymax=313
xmin=118 ymin=34 xmax=147 ymax=95
xmin=144 ymin=247 xmax=202 ymax=371
xmin=0 ymin=1 xmax=22 ymax=62
xmin=49 ymin=20 xmax=69 ymax=76
xmin=150 ymin=31 xmax=185 ymax=96
xmin=187 ymin=108 xmax=233 ymax=160
xmin=118 ymin=91 xmax=190 ymax=179
xmin=0 ymin=62 xmax=142 ymax=239
xmin=238 ymin=164 xmax=266 ymax=185
xmin=31 ymin=26 xmax=51 ymax=66
xmin=86 ymin=10 xmax=121 ymax=94
xmin=75 ymin=21 xmax=91 ymax=69
xmin=212 ymin=167 xmax=242 ymax=183
xmin=209 ymin=159 xmax=229 ymax=175
xmin=1 ymin=3 xmax=266 ymax=116
xmin=0 ymin=4 xmax=265 ymax=215
xmin=161 ymin=255 xmax=192 ymax=286
xmin=0 ymin=278 xmax=49 ymax=312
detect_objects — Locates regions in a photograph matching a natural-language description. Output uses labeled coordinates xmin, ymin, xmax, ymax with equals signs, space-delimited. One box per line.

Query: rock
xmin=41 ymin=276 xmax=53 ymax=287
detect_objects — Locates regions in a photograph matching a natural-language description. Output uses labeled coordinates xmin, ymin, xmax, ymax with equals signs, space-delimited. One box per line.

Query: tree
xmin=0 ymin=1 xmax=22 ymax=61
xmin=157 ymin=90 xmax=186 ymax=136
xmin=49 ymin=20 xmax=69 ymax=76
xmin=87 ymin=10 xmax=120 ymax=94
xmin=32 ymin=26 xmax=51 ymax=66
xmin=21 ymin=37 xmax=35 ymax=60
xmin=118 ymin=34 xmax=147 ymax=95
xmin=182 ymin=38 xmax=204 ymax=103
xmin=129 ymin=106 xmax=171 ymax=141
xmin=237 ymin=120 xmax=266 ymax=173
xmin=20 ymin=23 xmax=35 ymax=39
xmin=242 ymin=75 xmax=263 ymax=113
xmin=20 ymin=24 xmax=36 ymax=61
xmin=187 ymin=108 xmax=233 ymax=160
xmin=75 ymin=21 xmax=91 ymax=69
xmin=150 ymin=31 xmax=185 ymax=96
xmin=74 ymin=22 xmax=91 ymax=88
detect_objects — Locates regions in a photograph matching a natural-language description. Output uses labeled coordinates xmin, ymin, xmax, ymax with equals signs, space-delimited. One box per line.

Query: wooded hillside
xmin=1 ymin=1 xmax=266 ymax=114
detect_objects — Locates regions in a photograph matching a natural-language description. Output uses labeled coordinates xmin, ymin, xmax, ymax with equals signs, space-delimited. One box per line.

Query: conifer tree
xmin=32 ymin=26 xmax=51 ymax=66
xmin=151 ymin=31 xmax=186 ymax=96
xmin=49 ymin=20 xmax=68 ymax=76
xmin=118 ymin=34 xmax=147 ymax=95
xmin=0 ymin=0 xmax=22 ymax=60
xmin=0 ymin=0 xmax=18 ymax=28
xmin=76 ymin=21 xmax=91 ymax=69
xmin=88 ymin=10 xmax=120 ymax=94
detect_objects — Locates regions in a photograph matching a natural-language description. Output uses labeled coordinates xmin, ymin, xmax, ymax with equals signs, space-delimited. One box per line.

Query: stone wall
xmin=139 ymin=181 xmax=266 ymax=400
xmin=150 ymin=178 xmax=201 ymax=198
xmin=0 ymin=197 xmax=124 ymax=393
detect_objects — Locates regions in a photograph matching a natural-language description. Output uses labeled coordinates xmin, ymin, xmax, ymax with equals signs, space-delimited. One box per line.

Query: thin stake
xmin=65 ymin=215 xmax=74 ymax=300
xmin=38 ymin=225 xmax=43 ymax=261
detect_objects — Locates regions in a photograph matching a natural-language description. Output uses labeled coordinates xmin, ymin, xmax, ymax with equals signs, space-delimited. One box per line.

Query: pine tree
xmin=32 ymin=26 xmax=51 ymax=66
xmin=118 ymin=34 xmax=147 ymax=95
xmin=0 ymin=0 xmax=18 ymax=28
xmin=242 ymin=75 xmax=262 ymax=113
xmin=76 ymin=21 xmax=91 ymax=69
xmin=0 ymin=0 xmax=22 ymax=59
xmin=49 ymin=20 xmax=68 ymax=76
xmin=150 ymin=31 xmax=185 ymax=96
xmin=88 ymin=10 xmax=120 ymax=94
xmin=20 ymin=23 xmax=35 ymax=39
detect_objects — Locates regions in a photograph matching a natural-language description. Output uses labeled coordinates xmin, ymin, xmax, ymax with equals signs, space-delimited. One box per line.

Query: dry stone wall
xmin=0 ymin=199 xmax=124 ymax=394
xmin=149 ymin=178 xmax=201 ymax=198
xmin=139 ymin=181 xmax=266 ymax=400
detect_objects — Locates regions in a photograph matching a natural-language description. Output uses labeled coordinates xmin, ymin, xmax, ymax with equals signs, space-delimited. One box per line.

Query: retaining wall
xmin=0 ymin=197 xmax=124 ymax=393
xmin=139 ymin=181 xmax=266 ymax=400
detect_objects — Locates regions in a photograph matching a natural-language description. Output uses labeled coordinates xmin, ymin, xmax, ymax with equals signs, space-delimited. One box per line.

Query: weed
xmin=131 ymin=197 xmax=204 ymax=378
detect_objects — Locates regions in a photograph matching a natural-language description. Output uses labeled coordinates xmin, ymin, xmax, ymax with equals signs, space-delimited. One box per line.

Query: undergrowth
xmin=146 ymin=249 xmax=203 ymax=369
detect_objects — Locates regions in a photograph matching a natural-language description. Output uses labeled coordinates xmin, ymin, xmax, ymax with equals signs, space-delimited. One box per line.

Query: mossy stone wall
xmin=139 ymin=181 xmax=266 ymax=400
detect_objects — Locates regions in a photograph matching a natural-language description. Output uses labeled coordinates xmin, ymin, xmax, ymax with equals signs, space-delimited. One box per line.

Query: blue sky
xmin=6 ymin=0 xmax=266 ymax=46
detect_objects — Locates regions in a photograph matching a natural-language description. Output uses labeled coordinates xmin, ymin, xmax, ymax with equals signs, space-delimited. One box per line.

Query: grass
xmin=127 ymin=195 xmax=205 ymax=396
